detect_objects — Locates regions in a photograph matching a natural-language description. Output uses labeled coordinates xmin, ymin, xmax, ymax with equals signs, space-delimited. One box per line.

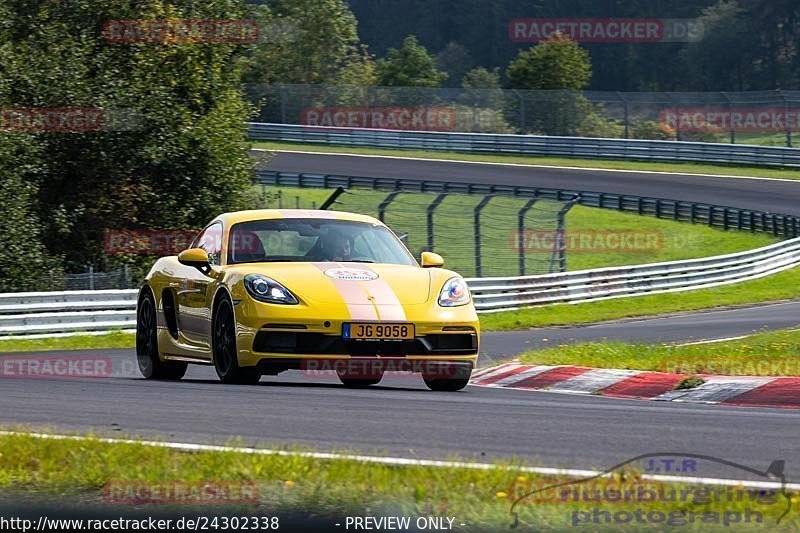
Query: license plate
xmin=343 ymin=323 xmax=415 ymax=340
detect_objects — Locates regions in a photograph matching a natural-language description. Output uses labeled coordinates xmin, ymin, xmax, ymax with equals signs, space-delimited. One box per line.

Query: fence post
xmin=427 ymin=193 xmax=448 ymax=252
xmin=517 ymin=199 xmax=538 ymax=276
xmin=781 ymin=90 xmax=792 ymax=148
xmin=474 ymin=196 xmax=494 ymax=277
xmin=320 ymin=187 xmax=346 ymax=210
xmin=618 ymin=92 xmax=629 ymax=139
xmin=88 ymin=265 xmax=94 ymax=291
xmin=551 ymin=196 xmax=580 ymax=273
xmin=668 ymin=93 xmax=682 ymax=141
xmin=378 ymin=191 xmax=401 ymax=223
xmin=120 ymin=264 xmax=128 ymax=290
xmin=722 ymin=91 xmax=735 ymax=144
xmin=279 ymin=84 xmax=287 ymax=124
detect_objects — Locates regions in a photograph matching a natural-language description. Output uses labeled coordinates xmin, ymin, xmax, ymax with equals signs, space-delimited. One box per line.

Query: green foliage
xmin=631 ymin=120 xmax=677 ymax=140
xmin=0 ymin=136 xmax=62 ymax=291
xmin=334 ymin=44 xmax=378 ymax=86
xmin=506 ymin=36 xmax=591 ymax=91
xmin=0 ymin=0 xmax=254 ymax=272
xmin=240 ymin=0 xmax=360 ymax=85
xmin=461 ymin=67 xmax=501 ymax=90
xmin=435 ymin=41 xmax=474 ymax=88
xmin=348 ymin=0 xmax=800 ymax=91
xmin=376 ymin=35 xmax=448 ymax=88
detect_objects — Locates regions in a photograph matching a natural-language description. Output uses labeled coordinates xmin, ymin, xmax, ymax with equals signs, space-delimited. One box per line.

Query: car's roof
xmin=214 ymin=209 xmax=382 ymax=227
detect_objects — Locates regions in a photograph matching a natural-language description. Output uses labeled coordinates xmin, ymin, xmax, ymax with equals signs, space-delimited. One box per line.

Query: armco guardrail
xmin=249 ymin=123 xmax=800 ymax=168
xmin=0 ymin=290 xmax=137 ymax=336
xmin=256 ymin=170 xmax=800 ymax=237
xmin=466 ymin=237 xmax=800 ymax=312
xmin=2 ymin=238 xmax=800 ymax=335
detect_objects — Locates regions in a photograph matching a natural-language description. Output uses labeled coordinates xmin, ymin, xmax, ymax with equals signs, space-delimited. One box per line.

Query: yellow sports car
xmin=136 ymin=209 xmax=479 ymax=391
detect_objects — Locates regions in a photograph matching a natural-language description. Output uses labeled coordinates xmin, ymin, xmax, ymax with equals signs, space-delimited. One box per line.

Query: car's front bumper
xmin=232 ymin=299 xmax=480 ymax=369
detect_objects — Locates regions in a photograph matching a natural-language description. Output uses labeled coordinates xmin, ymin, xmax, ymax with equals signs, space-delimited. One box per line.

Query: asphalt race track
xmin=1 ymin=347 xmax=799 ymax=480
xmin=3 ymin=151 xmax=800 ymax=483
xmin=3 ymin=299 xmax=800 ymax=480
xmin=266 ymin=150 xmax=800 ymax=215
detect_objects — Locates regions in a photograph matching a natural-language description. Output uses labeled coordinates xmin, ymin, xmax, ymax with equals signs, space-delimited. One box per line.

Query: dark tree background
xmin=346 ymin=0 xmax=800 ymax=91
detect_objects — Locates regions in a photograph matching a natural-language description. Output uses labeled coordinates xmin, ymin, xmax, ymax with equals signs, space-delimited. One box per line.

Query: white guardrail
xmin=2 ymin=237 xmax=800 ymax=336
xmin=249 ymin=122 xmax=800 ymax=168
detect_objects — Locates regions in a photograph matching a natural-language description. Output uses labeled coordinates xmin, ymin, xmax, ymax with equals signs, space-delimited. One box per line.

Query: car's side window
xmin=194 ymin=222 xmax=223 ymax=265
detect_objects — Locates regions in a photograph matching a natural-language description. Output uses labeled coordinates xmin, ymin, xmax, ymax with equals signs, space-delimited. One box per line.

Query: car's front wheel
xmin=212 ymin=297 xmax=261 ymax=385
xmin=136 ymin=289 xmax=187 ymax=380
xmin=422 ymin=363 xmax=472 ymax=392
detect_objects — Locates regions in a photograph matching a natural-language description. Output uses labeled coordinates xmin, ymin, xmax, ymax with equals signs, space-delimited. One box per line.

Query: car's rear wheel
xmin=422 ymin=363 xmax=472 ymax=392
xmin=136 ymin=289 xmax=187 ymax=380
xmin=336 ymin=366 xmax=384 ymax=388
xmin=212 ymin=297 xmax=261 ymax=385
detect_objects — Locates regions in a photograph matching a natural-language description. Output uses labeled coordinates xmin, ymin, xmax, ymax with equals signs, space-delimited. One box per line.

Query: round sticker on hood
xmin=324 ymin=268 xmax=379 ymax=281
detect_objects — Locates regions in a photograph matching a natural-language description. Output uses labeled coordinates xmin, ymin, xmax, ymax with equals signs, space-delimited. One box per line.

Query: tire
xmin=336 ymin=365 xmax=383 ymax=388
xmin=136 ymin=289 xmax=187 ymax=380
xmin=212 ymin=297 xmax=261 ymax=385
xmin=423 ymin=363 xmax=473 ymax=392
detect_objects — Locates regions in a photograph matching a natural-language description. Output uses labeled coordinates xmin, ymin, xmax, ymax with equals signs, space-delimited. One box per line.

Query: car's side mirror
xmin=178 ymin=248 xmax=211 ymax=271
xmin=421 ymin=251 xmax=444 ymax=268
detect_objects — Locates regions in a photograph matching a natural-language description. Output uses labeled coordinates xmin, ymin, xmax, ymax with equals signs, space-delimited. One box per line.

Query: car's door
xmin=176 ymin=221 xmax=222 ymax=350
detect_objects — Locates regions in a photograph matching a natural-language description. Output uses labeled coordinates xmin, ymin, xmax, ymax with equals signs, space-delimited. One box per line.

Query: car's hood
xmin=229 ymin=262 xmax=433 ymax=305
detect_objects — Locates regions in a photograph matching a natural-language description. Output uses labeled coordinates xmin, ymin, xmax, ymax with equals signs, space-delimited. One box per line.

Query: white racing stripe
xmin=484 ymin=365 xmax=558 ymax=387
xmin=469 ymin=363 xmax=522 ymax=383
xmin=2 ymin=430 xmax=797 ymax=492
xmin=548 ymin=369 xmax=643 ymax=394
xmin=655 ymin=377 xmax=776 ymax=403
xmin=674 ymin=335 xmax=750 ymax=347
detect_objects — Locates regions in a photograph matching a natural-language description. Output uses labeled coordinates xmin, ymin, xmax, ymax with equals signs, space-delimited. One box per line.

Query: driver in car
xmin=321 ymin=232 xmax=352 ymax=261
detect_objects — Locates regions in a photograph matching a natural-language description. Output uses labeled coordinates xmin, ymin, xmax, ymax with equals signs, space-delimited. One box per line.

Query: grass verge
xmin=479 ymin=266 xmax=800 ymax=331
xmin=0 ymin=432 xmax=794 ymax=531
xmin=253 ymin=141 xmax=800 ymax=181
xmin=0 ymin=331 xmax=135 ymax=353
xmin=518 ymin=328 xmax=800 ymax=376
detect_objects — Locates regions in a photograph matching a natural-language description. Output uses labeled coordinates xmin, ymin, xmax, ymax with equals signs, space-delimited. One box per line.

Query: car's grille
xmin=252 ymin=331 xmax=477 ymax=356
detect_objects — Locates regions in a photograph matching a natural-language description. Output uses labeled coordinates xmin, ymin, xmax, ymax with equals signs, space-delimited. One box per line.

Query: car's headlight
xmin=244 ymin=274 xmax=299 ymax=305
xmin=438 ymin=277 xmax=470 ymax=307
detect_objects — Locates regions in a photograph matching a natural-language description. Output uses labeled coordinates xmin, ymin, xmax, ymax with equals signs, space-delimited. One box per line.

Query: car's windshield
xmin=227 ymin=218 xmax=417 ymax=266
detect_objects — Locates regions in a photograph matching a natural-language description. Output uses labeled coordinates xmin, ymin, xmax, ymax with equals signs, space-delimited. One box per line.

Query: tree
xmin=240 ymin=0 xmax=360 ymax=85
xmin=462 ymin=67 xmax=501 ymax=89
xmin=684 ymin=1 xmax=752 ymax=90
xmin=0 ymin=0 xmax=254 ymax=272
xmin=376 ymin=35 xmax=448 ymax=87
xmin=506 ymin=35 xmax=592 ymax=90
xmin=334 ymin=44 xmax=379 ymax=86
xmin=436 ymin=42 xmax=474 ymax=88
xmin=0 ymin=136 xmax=62 ymax=291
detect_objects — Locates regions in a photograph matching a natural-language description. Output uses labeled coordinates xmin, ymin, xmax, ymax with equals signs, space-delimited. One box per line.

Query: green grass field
xmin=517 ymin=328 xmax=800 ymax=377
xmin=0 ymin=432 xmax=794 ymax=531
xmin=249 ymin=186 xmax=777 ymax=275
xmin=479 ymin=266 xmax=800 ymax=331
xmin=253 ymin=141 xmax=800 ymax=180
